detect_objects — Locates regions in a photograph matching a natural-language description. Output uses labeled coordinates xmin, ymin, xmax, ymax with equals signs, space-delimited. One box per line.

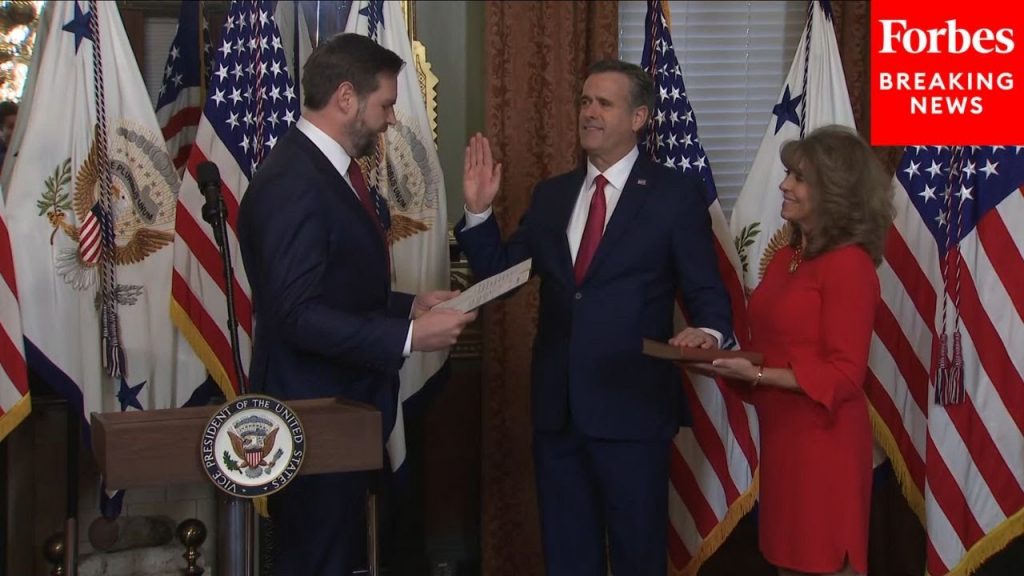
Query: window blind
xmin=619 ymin=1 xmax=807 ymax=214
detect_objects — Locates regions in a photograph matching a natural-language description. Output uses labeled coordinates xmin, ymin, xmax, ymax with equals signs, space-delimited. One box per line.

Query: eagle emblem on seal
xmin=221 ymin=413 xmax=286 ymax=479
xmin=36 ymin=120 xmax=179 ymax=292
xmin=228 ymin=425 xmax=280 ymax=470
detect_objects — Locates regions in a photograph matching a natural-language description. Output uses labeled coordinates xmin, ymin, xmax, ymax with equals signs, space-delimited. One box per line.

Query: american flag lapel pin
xmin=637 ymin=178 xmax=647 ymax=186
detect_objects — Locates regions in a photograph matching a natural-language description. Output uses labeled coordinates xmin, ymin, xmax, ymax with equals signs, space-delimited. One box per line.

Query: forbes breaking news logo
xmin=879 ymin=20 xmax=1013 ymax=115
xmin=871 ymin=1 xmax=1022 ymax=145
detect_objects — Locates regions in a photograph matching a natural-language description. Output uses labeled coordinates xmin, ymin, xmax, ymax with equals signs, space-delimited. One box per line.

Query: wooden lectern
xmin=90 ymin=397 xmax=383 ymax=575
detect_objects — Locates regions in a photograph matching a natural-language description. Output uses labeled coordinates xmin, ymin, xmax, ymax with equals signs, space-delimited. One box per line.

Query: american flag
xmin=155 ymin=0 xmax=213 ymax=173
xmin=867 ymin=145 xmax=1024 ymax=574
xmin=0 ymin=202 xmax=29 ymax=442
xmin=171 ymin=0 xmax=299 ymax=397
xmin=77 ymin=204 xmax=102 ymax=264
xmin=640 ymin=2 xmax=758 ymax=573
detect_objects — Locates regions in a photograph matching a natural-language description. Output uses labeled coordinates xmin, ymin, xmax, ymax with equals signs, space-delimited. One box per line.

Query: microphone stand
xmin=202 ymin=187 xmax=254 ymax=576
xmin=202 ymin=193 xmax=247 ymax=396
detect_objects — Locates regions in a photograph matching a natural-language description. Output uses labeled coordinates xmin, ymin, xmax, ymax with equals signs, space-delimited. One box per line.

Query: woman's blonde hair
xmin=780 ymin=125 xmax=895 ymax=265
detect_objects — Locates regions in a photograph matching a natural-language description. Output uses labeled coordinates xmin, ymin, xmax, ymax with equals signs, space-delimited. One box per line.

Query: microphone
xmin=196 ymin=161 xmax=225 ymax=248
xmin=197 ymin=161 xmax=222 ymax=222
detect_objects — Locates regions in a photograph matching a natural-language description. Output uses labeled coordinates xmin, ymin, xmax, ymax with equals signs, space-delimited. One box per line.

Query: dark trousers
xmin=533 ymin=424 xmax=671 ymax=576
xmin=267 ymin=471 xmax=369 ymax=576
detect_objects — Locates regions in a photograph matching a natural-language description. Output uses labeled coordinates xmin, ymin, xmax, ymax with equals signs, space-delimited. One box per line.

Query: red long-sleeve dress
xmin=747 ymin=244 xmax=879 ymax=574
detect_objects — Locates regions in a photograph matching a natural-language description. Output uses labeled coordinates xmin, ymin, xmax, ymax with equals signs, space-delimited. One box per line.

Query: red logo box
xmin=871 ymin=0 xmax=1023 ymax=145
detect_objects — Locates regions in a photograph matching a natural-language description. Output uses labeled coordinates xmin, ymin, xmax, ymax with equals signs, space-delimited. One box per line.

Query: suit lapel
xmin=579 ymin=157 xmax=653 ymax=284
xmin=553 ymin=169 xmax=585 ymax=284
xmin=291 ymin=129 xmax=388 ymax=252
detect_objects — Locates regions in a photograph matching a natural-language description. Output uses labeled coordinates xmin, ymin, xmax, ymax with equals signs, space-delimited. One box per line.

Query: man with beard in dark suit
xmin=238 ymin=33 xmax=475 ymax=576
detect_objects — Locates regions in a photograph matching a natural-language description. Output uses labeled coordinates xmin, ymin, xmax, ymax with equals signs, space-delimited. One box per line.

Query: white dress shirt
xmin=566 ymin=147 xmax=638 ymax=263
xmin=464 ymin=145 xmax=721 ymax=347
xmin=297 ymin=118 xmax=414 ymax=356
xmin=297 ymin=117 xmax=361 ymax=198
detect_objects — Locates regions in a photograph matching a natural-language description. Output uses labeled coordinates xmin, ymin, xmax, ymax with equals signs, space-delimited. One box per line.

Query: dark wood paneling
xmin=120 ymin=8 xmax=146 ymax=69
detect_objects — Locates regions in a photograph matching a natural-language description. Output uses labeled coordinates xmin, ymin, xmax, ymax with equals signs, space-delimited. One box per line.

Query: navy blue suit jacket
xmin=456 ymin=155 xmax=732 ymax=440
xmin=238 ymin=127 xmax=413 ymax=431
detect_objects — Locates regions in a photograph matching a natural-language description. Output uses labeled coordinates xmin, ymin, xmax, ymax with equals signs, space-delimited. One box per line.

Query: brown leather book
xmin=642 ymin=338 xmax=764 ymax=366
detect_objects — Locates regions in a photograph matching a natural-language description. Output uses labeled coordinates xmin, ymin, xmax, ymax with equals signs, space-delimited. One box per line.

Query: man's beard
xmin=350 ymin=109 xmax=379 ymax=158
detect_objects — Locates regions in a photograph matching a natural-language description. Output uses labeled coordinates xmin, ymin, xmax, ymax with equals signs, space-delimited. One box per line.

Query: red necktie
xmin=347 ymin=159 xmax=390 ymax=267
xmin=347 ymin=159 xmax=382 ymax=229
xmin=574 ymin=174 xmax=607 ymax=284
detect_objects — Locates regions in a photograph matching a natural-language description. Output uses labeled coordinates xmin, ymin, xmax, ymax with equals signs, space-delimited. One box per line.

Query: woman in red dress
xmin=676 ymin=125 xmax=894 ymax=575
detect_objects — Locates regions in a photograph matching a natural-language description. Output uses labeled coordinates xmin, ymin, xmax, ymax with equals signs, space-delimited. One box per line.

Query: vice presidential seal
xmin=201 ymin=395 xmax=305 ymax=498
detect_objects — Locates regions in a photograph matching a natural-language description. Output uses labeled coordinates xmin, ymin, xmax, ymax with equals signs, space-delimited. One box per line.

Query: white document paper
xmin=436 ymin=259 xmax=533 ymax=313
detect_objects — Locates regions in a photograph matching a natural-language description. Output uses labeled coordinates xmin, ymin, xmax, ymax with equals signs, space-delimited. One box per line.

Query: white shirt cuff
xmin=699 ymin=327 xmax=723 ymax=348
xmin=463 ymin=205 xmax=493 ymax=230
xmin=403 ymin=322 xmax=413 ymax=357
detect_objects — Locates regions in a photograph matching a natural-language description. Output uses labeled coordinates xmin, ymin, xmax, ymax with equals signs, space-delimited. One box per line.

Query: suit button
xmin=574 ymin=292 xmax=582 ymax=300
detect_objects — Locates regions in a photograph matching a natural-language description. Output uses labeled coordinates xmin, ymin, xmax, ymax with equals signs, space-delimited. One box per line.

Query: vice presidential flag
xmin=729 ymin=0 xmax=854 ymax=293
xmin=0 ymin=5 xmax=53 ymax=198
xmin=345 ymin=0 xmax=449 ymax=471
xmin=4 ymin=0 xmax=206 ymax=433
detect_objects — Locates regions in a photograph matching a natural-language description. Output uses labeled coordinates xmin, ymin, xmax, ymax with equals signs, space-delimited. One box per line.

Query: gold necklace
xmin=788 ymin=245 xmax=803 ymax=273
